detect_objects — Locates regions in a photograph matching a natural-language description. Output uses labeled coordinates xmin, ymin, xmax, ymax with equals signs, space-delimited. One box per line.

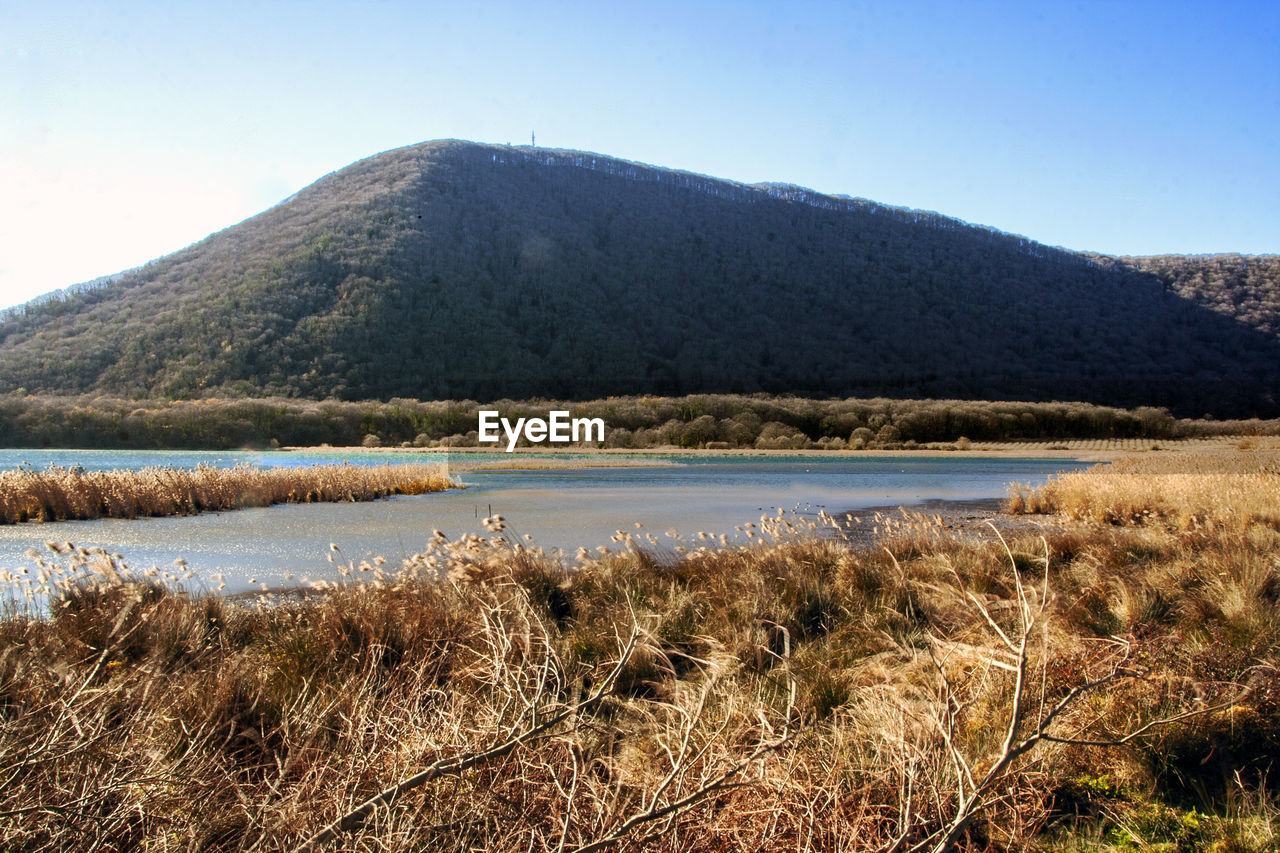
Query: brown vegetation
xmin=4 ymin=392 xmax=1280 ymax=452
xmin=1 ymin=454 xmax=1279 ymax=850
xmin=1009 ymin=450 xmax=1280 ymax=529
xmin=0 ymin=462 xmax=454 ymax=524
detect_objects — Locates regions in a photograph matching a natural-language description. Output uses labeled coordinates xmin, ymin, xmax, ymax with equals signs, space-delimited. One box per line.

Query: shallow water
xmin=0 ymin=450 xmax=1091 ymax=595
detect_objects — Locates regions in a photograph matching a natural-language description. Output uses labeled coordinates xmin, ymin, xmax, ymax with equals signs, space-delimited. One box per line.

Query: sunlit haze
xmin=3 ymin=0 xmax=1277 ymax=310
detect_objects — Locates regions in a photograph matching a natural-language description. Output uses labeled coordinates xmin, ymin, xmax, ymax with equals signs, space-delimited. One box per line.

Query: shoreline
xmin=831 ymin=496 xmax=1074 ymax=551
xmin=283 ymin=436 xmax=1262 ymax=464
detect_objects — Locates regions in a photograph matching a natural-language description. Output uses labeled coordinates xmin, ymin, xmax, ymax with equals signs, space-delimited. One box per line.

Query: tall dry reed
xmin=2 ymin=467 xmax=1278 ymax=851
xmin=1008 ymin=450 xmax=1280 ymax=530
xmin=0 ymin=462 xmax=455 ymax=524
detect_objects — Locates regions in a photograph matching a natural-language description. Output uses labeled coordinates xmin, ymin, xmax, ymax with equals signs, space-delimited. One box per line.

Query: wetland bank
xmin=0 ymin=394 xmax=1275 ymax=852
xmin=2 ymin=445 xmax=1279 ymax=851
xmin=0 ymin=449 xmax=1093 ymax=595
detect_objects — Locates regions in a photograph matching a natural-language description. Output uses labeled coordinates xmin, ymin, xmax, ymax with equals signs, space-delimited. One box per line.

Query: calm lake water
xmin=0 ymin=450 xmax=1093 ymax=595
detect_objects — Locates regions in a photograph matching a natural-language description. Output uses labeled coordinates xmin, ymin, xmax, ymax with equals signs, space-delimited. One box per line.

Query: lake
xmin=0 ymin=450 xmax=1092 ymax=595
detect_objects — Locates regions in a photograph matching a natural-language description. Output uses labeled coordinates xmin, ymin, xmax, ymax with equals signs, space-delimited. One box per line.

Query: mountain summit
xmin=1 ymin=140 xmax=1277 ymax=415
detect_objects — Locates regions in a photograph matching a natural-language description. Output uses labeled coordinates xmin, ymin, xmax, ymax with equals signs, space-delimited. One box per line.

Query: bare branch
xmin=295 ymin=623 xmax=642 ymax=851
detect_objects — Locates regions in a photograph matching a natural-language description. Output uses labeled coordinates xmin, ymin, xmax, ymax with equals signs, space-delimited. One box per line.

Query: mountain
xmin=1 ymin=139 xmax=1278 ymax=416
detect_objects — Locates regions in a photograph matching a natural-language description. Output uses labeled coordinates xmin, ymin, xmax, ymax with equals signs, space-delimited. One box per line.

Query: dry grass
xmin=0 ymin=462 xmax=455 ymax=524
xmin=1009 ymin=450 xmax=1280 ymax=530
xmin=2 ymin=458 xmax=1279 ymax=851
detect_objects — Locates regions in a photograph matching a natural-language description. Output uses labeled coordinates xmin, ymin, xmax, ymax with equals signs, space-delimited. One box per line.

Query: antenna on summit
xmin=531 ymin=131 xmax=536 ymax=148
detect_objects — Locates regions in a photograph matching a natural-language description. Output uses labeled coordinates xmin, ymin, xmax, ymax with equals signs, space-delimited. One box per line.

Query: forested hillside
xmin=1115 ymin=254 xmax=1280 ymax=337
xmin=1 ymin=140 xmax=1277 ymax=416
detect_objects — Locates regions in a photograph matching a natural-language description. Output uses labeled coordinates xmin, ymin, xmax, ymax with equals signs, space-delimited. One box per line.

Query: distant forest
xmin=1114 ymin=254 xmax=1280 ymax=337
xmin=1 ymin=393 xmax=1275 ymax=451
xmin=0 ymin=141 xmax=1277 ymax=417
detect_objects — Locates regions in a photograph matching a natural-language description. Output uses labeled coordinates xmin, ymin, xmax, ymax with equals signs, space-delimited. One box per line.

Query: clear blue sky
xmin=2 ymin=0 xmax=1277 ymax=310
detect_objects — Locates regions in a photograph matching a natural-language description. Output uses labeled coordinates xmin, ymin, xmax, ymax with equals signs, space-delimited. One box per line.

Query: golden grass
xmin=1009 ymin=450 xmax=1280 ymax=530
xmin=2 ymin=460 xmax=1279 ymax=851
xmin=0 ymin=462 xmax=455 ymax=524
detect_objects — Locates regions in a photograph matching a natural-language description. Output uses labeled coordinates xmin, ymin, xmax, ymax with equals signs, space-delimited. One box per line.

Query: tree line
xmin=1 ymin=393 xmax=1275 ymax=451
